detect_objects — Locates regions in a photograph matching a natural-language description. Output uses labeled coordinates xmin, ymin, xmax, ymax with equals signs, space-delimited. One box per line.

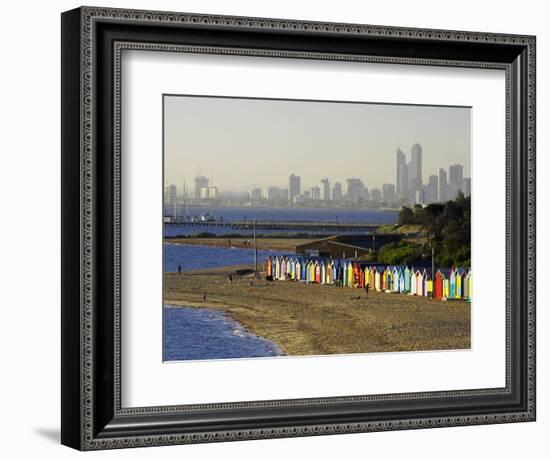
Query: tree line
xmin=369 ymin=193 xmax=471 ymax=267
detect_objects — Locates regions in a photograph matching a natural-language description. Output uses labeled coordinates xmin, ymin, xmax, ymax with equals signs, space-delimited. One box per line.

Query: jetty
xmin=164 ymin=220 xmax=383 ymax=232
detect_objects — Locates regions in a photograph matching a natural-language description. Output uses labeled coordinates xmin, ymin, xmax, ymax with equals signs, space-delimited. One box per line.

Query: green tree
xmin=397 ymin=194 xmax=470 ymax=267
xmin=398 ymin=206 xmax=416 ymax=225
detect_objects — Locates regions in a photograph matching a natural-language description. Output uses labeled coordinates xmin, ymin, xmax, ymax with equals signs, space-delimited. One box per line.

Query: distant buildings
xmin=438 ymin=168 xmax=448 ymax=203
xmin=398 ymin=163 xmax=409 ymax=200
xmin=194 ymin=176 xmax=209 ymax=199
xmin=409 ymin=143 xmax=423 ymax=195
xmin=332 ymin=182 xmax=343 ymax=201
xmin=395 ymin=148 xmax=406 ymax=198
xmin=289 ymin=174 xmax=301 ymax=203
xmin=176 ymin=149 xmax=469 ymax=210
xmin=346 ymin=178 xmax=366 ymax=204
xmin=426 ymin=175 xmax=438 ymax=204
xmin=448 ymin=164 xmax=464 ymax=200
xmin=250 ymin=187 xmax=262 ymax=200
xmin=267 ymin=186 xmax=285 ymax=202
xmin=311 ymin=186 xmax=321 ymax=200
xmin=207 ymin=186 xmax=217 ymax=199
xmin=415 ymin=189 xmax=425 ymax=205
xmin=370 ymin=188 xmax=382 ymax=203
xmin=392 ymin=144 xmax=469 ymax=204
xmin=382 ymin=183 xmax=395 ymax=202
xmin=164 ymin=184 xmax=177 ymax=217
xmin=321 ymin=178 xmax=330 ymax=201
xmin=462 ymin=178 xmax=471 ymax=197
xmin=199 ymin=186 xmax=217 ymax=200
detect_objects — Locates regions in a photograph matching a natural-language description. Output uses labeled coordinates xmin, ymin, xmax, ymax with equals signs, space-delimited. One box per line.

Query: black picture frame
xmin=61 ymin=6 xmax=536 ymax=450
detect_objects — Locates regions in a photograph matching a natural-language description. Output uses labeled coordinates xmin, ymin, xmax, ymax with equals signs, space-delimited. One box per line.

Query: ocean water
xmin=163 ymin=305 xmax=282 ymax=361
xmin=164 ymin=206 xmax=398 ymax=237
xmin=164 ymin=243 xmax=290 ymax=272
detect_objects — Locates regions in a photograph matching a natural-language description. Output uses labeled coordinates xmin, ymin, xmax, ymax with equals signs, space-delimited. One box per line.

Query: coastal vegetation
xmin=363 ymin=240 xmax=426 ymax=265
xmin=370 ymin=193 xmax=471 ymax=267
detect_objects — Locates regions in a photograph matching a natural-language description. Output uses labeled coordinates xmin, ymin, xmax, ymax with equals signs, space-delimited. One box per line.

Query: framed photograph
xmin=61 ymin=6 xmax=536 ymax=450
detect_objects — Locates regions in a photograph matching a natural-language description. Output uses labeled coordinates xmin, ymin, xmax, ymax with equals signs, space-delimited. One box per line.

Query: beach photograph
xmin=162 ymin=94 xmax=472 ymax=362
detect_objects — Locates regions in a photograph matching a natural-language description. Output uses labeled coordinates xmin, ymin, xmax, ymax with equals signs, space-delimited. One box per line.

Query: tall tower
xmin=409 ymin=143 xmax=423 ymax=194
xmin=462 ymin=177 xmax=471 ymax=197
xmin=321 ymin=178 xmax=330 ymax=201
xmin=332 ymin=182 xmax=342 ymax=201
xmin=164 ymin=184 xmax=177 ymax=218
xmin=438 ymin=168 xmax=448 ymax=203
xmin=448 ymin=164 xmax=464 ymax=199
xmin=194 ymin=176 xmax=209 ymax=199
xmin=289 ymin=174 xmax=301 ymax=203
xmin=395 ymin=148 xmax=406 ymax=198
xmin=427 ymin=175 xmax=438 ymax=204
xmin=399 ymin=163 xmax=409 ymax=200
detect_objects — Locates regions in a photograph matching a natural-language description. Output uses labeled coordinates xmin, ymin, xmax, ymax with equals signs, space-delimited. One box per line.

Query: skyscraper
xmin=332 ymin=182 xmax=342 ymax=201
xmin=311 ymin=186 xmax=321 ymax=200
xmin=346 ymin=178 xmax=366 ymax=204
xmin=289 ymin=174 xmax=301 ymax=203
xmin=321 ymin=178 xmax=330 ymax=201
xmin=164 ymin=184 xmax=177 ymax=217
xmin=250 ymin=187 xmax=262 ymax=200
xmin=409 ymin=143 xmax=423 ymax=194
xmin=382 ymin=183 xmax=396 ymax=202
xmin=398 ymin=163 xmax=409 ymax=200
xmin=207 ymin=186 xmax=218 ymax=199
xmin=448 ymin=164 xmax=464 ymax=199
xmin=415 ymin=189 xmax=425 ymax=205
xmin=438 ymin=168 xmax=448 ymax=203
xmin=395 ymin=148 xmax=406 ymax=198
xmin=462 ymin=178 xmax=471 ymax=197
xmin=370 ymin=188 xmax=382 ymax=202
xmin=194 ymin=176 xmax=209 ymax=199
xmin=426 ymin=175 xmax=438 ymax=204
xmin=267 ymin=186 xmax=284 ymax=202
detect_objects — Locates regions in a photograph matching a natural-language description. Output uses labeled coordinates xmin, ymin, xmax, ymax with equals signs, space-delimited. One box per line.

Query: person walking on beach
xmin=202 ymin=293 xmax=207 ymax=302
xmin=228 ymin=273 xmax=233 ymax=285
xmin=178 ymin=264 xmax=182 ymax=275
xmin=364 ymin=282 xmax=370 ymax=298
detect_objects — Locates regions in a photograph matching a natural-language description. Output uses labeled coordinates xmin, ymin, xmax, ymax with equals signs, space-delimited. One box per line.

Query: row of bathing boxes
xmin=265 ymin=255 xmax=471 ymax=301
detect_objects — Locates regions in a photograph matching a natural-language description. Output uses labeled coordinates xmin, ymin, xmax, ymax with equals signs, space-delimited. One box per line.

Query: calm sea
xmin=164 ymin=206 xmax=398 ymax=237
xmin=163 ymin=305 xmax=283 ymax=361
xmin=164 ymin=244 xmax=290 ymax=272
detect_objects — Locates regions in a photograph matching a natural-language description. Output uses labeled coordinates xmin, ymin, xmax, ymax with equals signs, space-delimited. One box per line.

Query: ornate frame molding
xmin=62 ymin=6 xmax=536 ymax=450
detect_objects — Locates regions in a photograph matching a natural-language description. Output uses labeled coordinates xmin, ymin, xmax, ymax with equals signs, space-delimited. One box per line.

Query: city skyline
xmin=164 ymin=142 xmax=470 ymax=218
xmin=164 ymin=95 xmax=471 ymax=191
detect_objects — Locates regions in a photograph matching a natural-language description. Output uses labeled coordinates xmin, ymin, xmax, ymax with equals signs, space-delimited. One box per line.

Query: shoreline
xmin=164 ymin=266 xmax=471 ymax=356
xmin=164 ymin=303 xmax=285 ymax=358
xmin=165 ymin=237 xmax=303 ymax=252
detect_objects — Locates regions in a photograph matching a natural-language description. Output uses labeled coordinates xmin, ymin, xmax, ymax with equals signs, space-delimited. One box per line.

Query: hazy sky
xmin=164 ymin=95 xmax=471 ymax=192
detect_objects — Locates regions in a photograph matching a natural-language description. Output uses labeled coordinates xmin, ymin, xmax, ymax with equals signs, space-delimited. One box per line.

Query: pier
xmin=164 ymin=220 xmax=384 ymax=232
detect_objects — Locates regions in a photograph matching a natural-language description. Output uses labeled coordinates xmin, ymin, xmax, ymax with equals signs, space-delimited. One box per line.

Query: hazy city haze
xmin=164 ymin=95 xmax=471 ymax=191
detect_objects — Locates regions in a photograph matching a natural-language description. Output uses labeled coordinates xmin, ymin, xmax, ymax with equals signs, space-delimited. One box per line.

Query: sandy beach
xmin=164 ymin=265 xmax=471 ymax=356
